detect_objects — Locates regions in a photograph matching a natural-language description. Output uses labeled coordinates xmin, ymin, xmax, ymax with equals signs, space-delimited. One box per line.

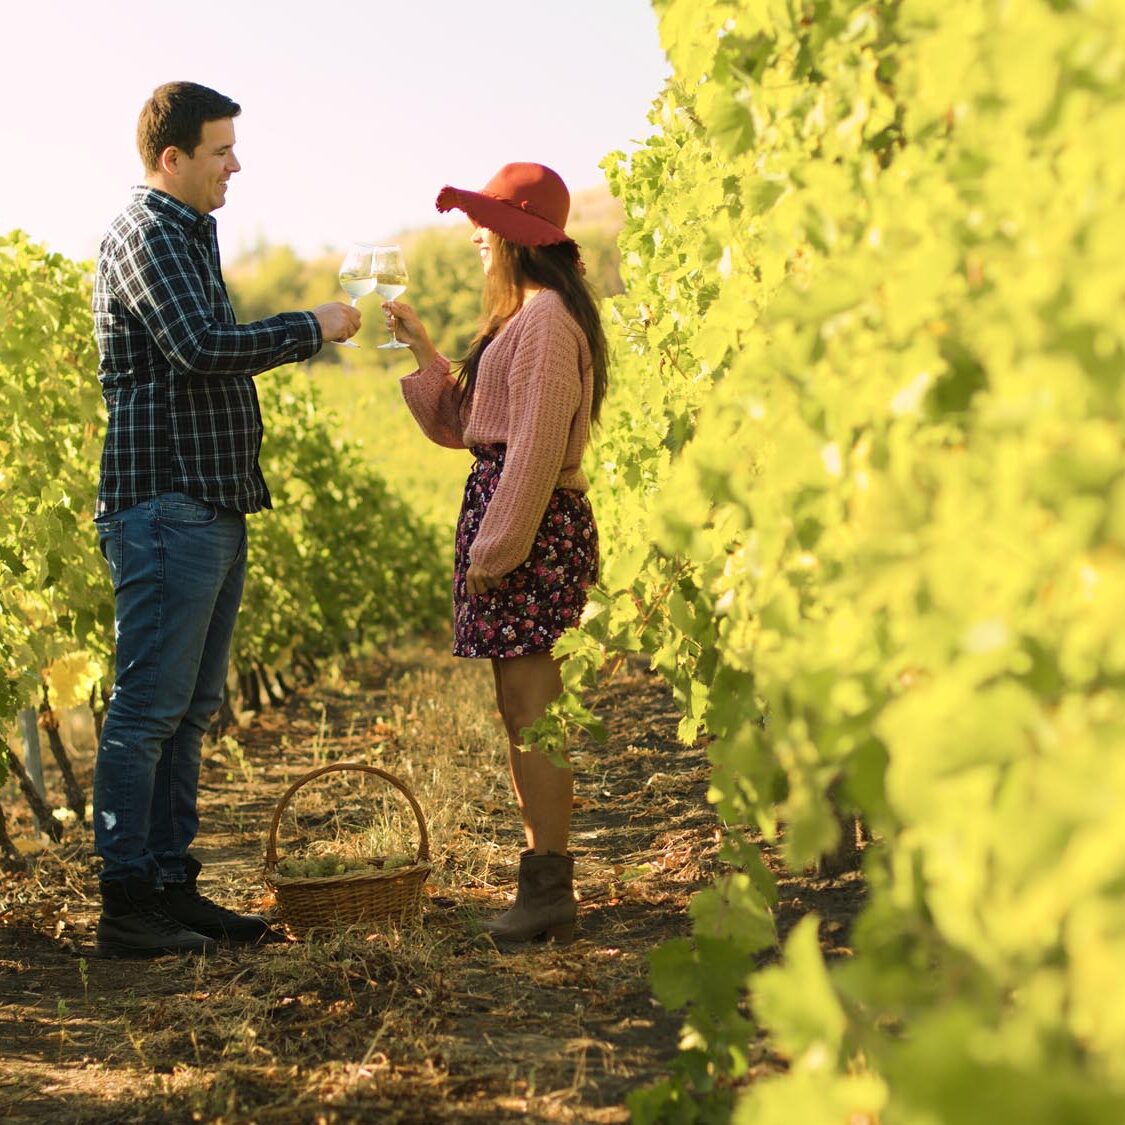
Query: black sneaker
xmin=160 ymin=857 xmax=284 ymax=945
xmin=96 ymin=877 xmax=217 ymax=959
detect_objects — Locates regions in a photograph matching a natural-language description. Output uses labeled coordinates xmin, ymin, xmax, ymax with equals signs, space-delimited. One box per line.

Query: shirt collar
xmin=130 ymin=185 xmax=216 ymax=238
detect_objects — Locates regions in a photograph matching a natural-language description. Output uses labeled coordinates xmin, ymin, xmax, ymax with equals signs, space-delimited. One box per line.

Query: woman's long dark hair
xmin=455 ymin=233 xmax=609 ymax=424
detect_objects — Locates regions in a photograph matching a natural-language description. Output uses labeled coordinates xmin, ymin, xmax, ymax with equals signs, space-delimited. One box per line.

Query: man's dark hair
xmin=137 ymin=82 xmax=241 ymax=172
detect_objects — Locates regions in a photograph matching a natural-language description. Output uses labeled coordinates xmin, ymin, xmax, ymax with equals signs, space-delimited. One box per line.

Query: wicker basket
xmin=263 ymin=762 xmax=431 ymax=935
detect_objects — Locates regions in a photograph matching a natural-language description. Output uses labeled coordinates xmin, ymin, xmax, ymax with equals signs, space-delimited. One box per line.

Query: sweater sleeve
xmin=469 ymin=302 xmax=582 ymax=576
xmin=399 ymin=354 xmax=467 ymax=448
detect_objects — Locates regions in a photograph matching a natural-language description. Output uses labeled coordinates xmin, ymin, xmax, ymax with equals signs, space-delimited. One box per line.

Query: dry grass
xmin=266 ymin=658 xmax=511 ymax=887
xmin=1 ymin=635 xmax=782 ymax=1124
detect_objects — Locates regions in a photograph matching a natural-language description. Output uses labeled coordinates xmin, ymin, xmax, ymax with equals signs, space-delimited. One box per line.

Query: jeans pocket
xmin=158 ymin=492 xmax=217 ymax=525
xmin=94 ymin=517 xmax=122 ymax=565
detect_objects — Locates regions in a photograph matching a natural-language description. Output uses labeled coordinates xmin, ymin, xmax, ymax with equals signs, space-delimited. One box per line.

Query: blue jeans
xmin=93 ymin=492 xmax=247 ymax=887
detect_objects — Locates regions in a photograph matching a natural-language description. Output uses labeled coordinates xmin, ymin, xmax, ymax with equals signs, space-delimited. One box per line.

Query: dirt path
xmin=0 ymin=639 xmax=864 ymax=1123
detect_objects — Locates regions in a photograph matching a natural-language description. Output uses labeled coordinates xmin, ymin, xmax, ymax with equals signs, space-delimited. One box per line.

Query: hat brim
xmin=436 ymin=186 xmax=573 ymax=247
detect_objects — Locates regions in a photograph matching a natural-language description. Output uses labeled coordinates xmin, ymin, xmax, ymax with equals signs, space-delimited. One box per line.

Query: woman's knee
xmin=496 ymin=653 xmax=562 ymax=737
xmin=500 ymin=696 xmax=551 ymax=745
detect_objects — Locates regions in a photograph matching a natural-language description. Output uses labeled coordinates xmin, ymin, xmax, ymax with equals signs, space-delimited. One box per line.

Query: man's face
xmin=173 ymin=117 xmax=240 ymax=214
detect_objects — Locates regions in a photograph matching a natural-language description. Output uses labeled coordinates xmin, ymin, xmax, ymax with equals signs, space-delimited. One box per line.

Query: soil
xmin=0 ymin=641 xmax=866 ymax=1123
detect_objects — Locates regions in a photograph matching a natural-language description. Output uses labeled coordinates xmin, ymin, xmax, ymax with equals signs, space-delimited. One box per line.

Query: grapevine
xmin=0 ymin=232 xmax=448 ymax=805
xmin=554 ymin=0 xmax=1125 ymax=1120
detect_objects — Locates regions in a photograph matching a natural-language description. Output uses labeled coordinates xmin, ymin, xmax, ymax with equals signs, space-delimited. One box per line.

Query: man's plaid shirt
xmin=93 ymin=187 xmax=323 ymax=517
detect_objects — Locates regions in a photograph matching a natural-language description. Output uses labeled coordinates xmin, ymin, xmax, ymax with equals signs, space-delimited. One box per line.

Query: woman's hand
xmin=466 ymin=563 xmax=502 ymax=596
xmin=383 ymin=300 xmax=437 ymax=367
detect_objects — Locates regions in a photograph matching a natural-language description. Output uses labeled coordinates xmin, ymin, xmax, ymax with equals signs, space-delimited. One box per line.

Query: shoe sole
xmin=185 ymin=927 xmax=287 ymax=945
xmin=486 ymin=921 xmax=576 ymax=948
xmin=95 ymin=939 xmax=218 ymax=959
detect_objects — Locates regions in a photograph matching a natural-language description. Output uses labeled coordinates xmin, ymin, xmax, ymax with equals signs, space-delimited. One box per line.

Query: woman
xmin=385 ymin=162 xmax=607 ymax=945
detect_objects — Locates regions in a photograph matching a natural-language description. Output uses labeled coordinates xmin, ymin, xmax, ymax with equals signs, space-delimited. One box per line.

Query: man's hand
xmin=312 ymin=302 xmax=361 ymax=344
xmin=466 ymin=563 xmax=502 ymax=596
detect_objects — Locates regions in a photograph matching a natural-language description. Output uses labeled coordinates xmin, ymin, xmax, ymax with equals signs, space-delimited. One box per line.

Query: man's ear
xmin=157 ymin=145 xmax=182 ymax=176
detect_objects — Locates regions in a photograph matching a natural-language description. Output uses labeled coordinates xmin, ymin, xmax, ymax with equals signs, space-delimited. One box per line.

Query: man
xmin=91 ymin=81 xmax=360 ymax=957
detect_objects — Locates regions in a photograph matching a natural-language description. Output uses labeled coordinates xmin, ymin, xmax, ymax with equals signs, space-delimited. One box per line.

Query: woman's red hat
xmin=435 ymin=162 xmax=574 ymax=247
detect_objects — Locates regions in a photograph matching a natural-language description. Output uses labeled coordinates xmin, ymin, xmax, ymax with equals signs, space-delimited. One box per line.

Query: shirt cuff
xmin=294 ymin=310 xmax=322 ymax=352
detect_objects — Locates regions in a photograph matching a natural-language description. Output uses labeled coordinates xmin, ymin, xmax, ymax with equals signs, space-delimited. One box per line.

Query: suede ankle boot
xmin=96 ymin=877 xmax=217 ymax=959
xmin=481 ymin=851 xmax=576 ymax=946
xmin=159 ymin=856 xmax=283 ymax=945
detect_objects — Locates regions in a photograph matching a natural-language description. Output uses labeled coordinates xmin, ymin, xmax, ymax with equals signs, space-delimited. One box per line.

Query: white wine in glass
xmin=373 ymin=245 xmax=409 ymax=350
xmin=340 ymin=275 xmax=376 ymax=301
xmin=336 ymin=241 xmax=375 ymax=348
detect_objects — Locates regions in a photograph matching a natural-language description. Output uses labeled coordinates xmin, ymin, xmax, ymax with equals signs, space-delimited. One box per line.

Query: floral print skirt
xmin=453 ymin=444 xmax=599 ymax=659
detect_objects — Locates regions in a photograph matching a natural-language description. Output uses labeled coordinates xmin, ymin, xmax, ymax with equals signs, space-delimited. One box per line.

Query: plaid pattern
xmin=93 ymin=187 xmax=323 ymax=517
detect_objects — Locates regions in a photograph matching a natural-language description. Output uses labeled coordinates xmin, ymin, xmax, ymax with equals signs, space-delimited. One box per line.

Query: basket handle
xmin=264 ymin=762 xmax=431 ymax=869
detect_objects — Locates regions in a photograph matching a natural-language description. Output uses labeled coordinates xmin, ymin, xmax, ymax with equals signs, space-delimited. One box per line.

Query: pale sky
xmin=1 ymin=0 xmax=671 ymax=264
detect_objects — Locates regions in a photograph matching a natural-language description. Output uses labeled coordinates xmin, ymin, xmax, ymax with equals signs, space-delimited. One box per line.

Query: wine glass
xmin=335 ymin=241 xmax=376 ymax=348
xmin=372 ymin=245 xmax=409 ymax=350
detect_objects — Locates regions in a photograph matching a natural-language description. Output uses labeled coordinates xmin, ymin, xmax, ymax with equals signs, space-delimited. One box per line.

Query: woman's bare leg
xmin=491 ymin=657 xmax=532 ymax=849
xmin=494 ymin=652 xmax=571 ymax=855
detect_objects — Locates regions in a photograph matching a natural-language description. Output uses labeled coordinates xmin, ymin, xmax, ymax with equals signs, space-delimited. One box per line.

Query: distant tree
xmin=226 ymin=244 xmax=306 ymax=322
xmin=570 ymin=222 xmax=623 ymax=300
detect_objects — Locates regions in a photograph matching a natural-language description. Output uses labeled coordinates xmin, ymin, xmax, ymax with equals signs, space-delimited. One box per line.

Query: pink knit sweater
xmin=400 ymin=289 xmax=594 ymax=577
